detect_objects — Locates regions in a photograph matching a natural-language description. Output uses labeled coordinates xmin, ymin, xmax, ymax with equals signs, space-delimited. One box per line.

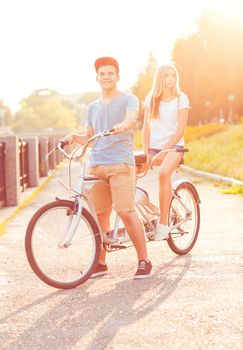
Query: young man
xmin=65 ymin=57 xmax=152 ymax=279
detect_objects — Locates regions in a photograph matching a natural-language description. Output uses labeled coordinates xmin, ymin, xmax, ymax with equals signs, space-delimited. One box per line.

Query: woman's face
xmin=164 ymin=68 xmax=177 ymax=89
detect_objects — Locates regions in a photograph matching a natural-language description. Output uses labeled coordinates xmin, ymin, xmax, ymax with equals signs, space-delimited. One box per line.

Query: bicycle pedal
xmin=110 ymin=244 xmax=127 ymax=250
xmin=146 ymin=231 xmax=155 ymax=239
xmin=105 ymin=228 xmax=125 ymax=240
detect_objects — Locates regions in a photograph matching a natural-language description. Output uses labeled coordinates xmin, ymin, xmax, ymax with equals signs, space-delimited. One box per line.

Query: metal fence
xmin=19 ymin=139 xmax=28 ymax=192
xmin=0 ymin=142 xmax=6 ymax=207
xmin=0 ymin=135 xmax=63 ymax=208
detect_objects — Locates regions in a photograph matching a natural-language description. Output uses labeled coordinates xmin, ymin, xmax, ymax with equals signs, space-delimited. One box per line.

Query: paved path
xmin=0 ymin=164 xmax=242 ymax=350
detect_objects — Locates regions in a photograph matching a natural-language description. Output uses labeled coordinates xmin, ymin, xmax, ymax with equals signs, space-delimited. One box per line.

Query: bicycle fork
xmin=57 ymin=197 xmax=83 ymax=248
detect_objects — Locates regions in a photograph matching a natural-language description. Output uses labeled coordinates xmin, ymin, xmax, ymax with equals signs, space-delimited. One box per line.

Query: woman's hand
xmin=150 ymin=152 xmax=165 ymax=169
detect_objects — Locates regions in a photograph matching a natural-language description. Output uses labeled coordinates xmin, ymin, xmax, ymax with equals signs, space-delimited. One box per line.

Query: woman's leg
xmin=158 ymin=152 xmax=181 ymax=225
xmin=97 ymin=209 xmax=112 ymax=264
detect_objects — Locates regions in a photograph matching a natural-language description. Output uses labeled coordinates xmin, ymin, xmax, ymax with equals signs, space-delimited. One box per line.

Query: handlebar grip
xmin=176 ymin=148 xmax=189 ymax=152
xmin=59 ymin=140 xmax=69 ymax=149
xmin=105 ymin=128 xmax=115 ymax=135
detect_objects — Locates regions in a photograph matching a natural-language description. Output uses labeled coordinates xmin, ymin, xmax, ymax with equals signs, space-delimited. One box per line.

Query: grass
xmin=184 ymin=124 xmax=227 ymax=142
xmin=134 ymin=123 xmax=243 ymax=183
xmin=220 ymin=185 xmax=243 ymax=196
xmin=185 ymin=124 xmax=243 ymax=181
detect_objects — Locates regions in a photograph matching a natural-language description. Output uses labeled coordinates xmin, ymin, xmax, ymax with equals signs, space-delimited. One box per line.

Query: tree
xmin=79 ymin=91 xmax=100 ymax=106
xmin=14 ymin=89 xmax=77 ymax=131
xmin=172 ymin=11 xmax=243 ymax=125
xmin=131 ymin=52 xmax=157 ymax=123
xmin=0 ymin=100 xmax=13 ymax=126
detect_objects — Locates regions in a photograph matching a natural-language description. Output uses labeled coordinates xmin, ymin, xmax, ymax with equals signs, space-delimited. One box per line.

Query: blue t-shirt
xmin=86 ymin=92 xmax=138 ymax=167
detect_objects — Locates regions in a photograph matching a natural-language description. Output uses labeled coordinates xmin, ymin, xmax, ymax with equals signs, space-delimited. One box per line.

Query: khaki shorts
xmin=89 ymin=164 xmax=136 ymax=214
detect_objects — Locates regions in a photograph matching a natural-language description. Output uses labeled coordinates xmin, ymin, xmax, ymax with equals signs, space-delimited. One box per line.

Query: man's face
xmin=96 ymin=65 xmax=119 ymax=90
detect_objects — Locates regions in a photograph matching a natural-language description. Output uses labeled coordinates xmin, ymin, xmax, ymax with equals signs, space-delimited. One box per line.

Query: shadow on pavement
xmin=1 ymin=254 xmax=191 ymax=349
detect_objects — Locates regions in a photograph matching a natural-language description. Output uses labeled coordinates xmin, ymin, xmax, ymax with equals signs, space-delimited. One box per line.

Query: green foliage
xmin=15 ymin=89 xmax=77 ymax=130
xmin=79 ymin=91 xmax=100 ymax=106
xmin=185 ymin=124 xmax=243 ymax=181
xmin=184 ymin=124 xmax=227 ymax=142
xmin=131 ymin=52 xmax=157 ymax=121
xmin=220 ymin=185 xmax=243 ymax=196
xmin=134 ymin=130 xmax=143 ymax=150
xmin=0 ymin=100 xmax=13 ymax=126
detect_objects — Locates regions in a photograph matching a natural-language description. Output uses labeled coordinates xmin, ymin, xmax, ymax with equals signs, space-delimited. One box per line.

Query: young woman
xmin=142 ymin=64 xmax=189 ymax=240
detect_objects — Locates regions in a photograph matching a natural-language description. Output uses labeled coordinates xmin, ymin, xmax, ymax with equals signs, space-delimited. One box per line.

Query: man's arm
xmin=63 ymin=126 xmax=94 ymax=145
xmin=113 ymin=110 xmax=138 ymax=134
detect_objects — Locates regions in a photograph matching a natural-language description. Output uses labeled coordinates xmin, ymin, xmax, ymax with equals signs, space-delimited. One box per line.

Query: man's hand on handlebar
xmin=61 ymin=133 xmax=88 ymax=146
xmin=113 ymin=122 xmax=128 ymax=134
xmin=61 ymin=133 xmax=74 ymax=146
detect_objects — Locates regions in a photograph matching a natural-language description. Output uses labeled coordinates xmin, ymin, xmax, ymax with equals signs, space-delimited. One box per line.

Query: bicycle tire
xmin=25 ymin=200 xmax=101 ymax=289
xmin=167 ymin=181 xmax=200 ymax=255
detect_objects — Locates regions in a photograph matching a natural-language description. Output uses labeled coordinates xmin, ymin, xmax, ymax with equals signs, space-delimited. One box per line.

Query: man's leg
xmin=119 ymin=210 xmax=152 ymax=279
xmin=118 ymin=211 xmax=148 ymax=262
xmin=107 ymin=163 xmax=152 ymax=278
xmin=89 ymin=166 xmax=112 ymax=275
xmin=97 ymin=209 xmax=112 ymax=264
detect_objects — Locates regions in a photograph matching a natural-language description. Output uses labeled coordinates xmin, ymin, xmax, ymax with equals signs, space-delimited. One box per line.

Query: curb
xmin=181 ymin=165 xmax=243 ymax=187
xmin=0 ymin=175 xmax=52 ymax=236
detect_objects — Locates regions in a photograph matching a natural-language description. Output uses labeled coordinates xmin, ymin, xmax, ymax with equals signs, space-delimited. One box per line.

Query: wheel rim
xmin=30 ymin=206 xmax=97 ymax=285
xmin=169 ymin=186 xmax=199 ymax=251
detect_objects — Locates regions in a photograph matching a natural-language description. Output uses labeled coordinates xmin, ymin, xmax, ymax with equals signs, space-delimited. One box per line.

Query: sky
xmin=0 ymin=0 xmax=242 ymax=112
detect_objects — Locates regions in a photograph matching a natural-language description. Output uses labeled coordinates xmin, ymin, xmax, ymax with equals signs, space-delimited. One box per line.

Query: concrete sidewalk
xmin=0 ymin=161 xmax=242 ymax=350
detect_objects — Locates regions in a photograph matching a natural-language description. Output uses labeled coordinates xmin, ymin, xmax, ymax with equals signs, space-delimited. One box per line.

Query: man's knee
xmin=98 ymin=209 xmax=112 ymax=221
xmin=118 ymin=210 xmax=136 ymax=225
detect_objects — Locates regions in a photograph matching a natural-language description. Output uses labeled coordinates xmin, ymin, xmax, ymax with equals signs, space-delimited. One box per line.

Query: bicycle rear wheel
xmin=25 ymin=200 xmax=101 ymax=289
xmin=167 ymin=182 xmax=200 ymax=255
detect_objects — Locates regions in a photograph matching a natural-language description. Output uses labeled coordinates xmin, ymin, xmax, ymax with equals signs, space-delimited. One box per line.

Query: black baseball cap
xmin=94 ymin=57 xmax=119 ymax=72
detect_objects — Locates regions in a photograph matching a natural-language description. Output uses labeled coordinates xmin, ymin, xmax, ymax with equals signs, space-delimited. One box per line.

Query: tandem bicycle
xmin=25 ymin=130 xmax=200 ymax=289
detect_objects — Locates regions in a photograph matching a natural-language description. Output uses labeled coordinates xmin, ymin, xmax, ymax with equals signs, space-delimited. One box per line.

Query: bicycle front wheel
xmin=25 ymin=200 xmax=101 ymax=289
xmin=167 ymin=182 xmax=200 ymax=255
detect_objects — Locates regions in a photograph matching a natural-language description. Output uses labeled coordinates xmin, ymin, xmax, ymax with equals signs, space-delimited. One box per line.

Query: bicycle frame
xmin=47 ymin=131 xmax=191 ymax=250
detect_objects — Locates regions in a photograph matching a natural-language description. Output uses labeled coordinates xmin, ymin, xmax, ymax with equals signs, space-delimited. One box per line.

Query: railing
xmin=0 ymin=135 xmax=64 ymax=208
xmin=0 ymin=142 xmax=6 ymax=208
xmin=19 ymin=139 xmax=28 ymax=192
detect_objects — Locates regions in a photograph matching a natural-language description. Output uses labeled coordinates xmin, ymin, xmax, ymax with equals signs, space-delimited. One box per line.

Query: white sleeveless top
xmin=144 ymin=93 xmax=189 ymax=149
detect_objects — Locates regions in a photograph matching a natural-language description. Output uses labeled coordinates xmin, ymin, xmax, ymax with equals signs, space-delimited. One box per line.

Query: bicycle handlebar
xmin=57 ymin=129 xmax=115 ymax=160
xmin=56 ymin=131 xmax=188 ymax=169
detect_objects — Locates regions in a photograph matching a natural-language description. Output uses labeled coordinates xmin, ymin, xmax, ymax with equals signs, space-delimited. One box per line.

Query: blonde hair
xmin=149 ymin=64 xmax=180 ymax=119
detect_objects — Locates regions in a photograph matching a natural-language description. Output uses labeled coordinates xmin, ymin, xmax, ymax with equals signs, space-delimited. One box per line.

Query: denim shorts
xmin=148 ymin=145 xmax=184 ymax=164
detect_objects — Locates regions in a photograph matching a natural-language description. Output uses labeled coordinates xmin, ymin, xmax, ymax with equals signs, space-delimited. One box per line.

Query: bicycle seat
xmin=134 ymin=151 xmax=147 ymax=174
xmin=134 ymin=151 xmax=147 ymax=165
